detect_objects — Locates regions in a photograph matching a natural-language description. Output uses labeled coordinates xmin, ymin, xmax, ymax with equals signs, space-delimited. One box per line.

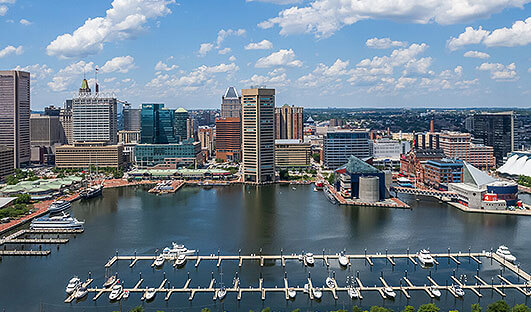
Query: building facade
xmin=0 ymin=70 xmax=31 ymax=167
xmin=60 ymin=107 xmax=73 ymax=144
xmin=123 ymin=106 xmax=141 ymax=131
xmin=221 ymin=86 xmax=241 ymax=118
xmin=473 ymin=112 xmax=514 ymax=165
xmin=0 ymin=145 xmax=14 ymax=181
xmin=140 ymin=103 xmax=178 ymax=144
xmin=323 ymin=129 xmax=370 ymax=170
xmin=242 ymin=88 xmax=275 ymax=183
xmin=423 ymin=159 xmax=463 ymax=190
xmin=134 ymin=140 xmax=201 ymax=168
xmin=30 ymin=114 xmax=64 ymax=146
xmin=198 ymin=126 xmax=214 ymax=157
xmin=274 ymin=139 xmax=311 ymax=169
xmin=275 ymin=104 xmax=303 ymax=140
xmin=215 ymin=117 xmax=241 ymax=162
xmin=174 ymin=108 xmax=188 ymax=142
xmin=55 ymin=143 xmax=124 ymax=169
xmin=72 ymin=79 xmax=118 ymax=145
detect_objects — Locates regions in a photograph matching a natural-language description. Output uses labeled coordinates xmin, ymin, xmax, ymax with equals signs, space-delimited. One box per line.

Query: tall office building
xmin=72 ymin=79 xmax=118 ymax=144
xmin=323 ymin=129 xmax=370 ymax=170
xmin=60 ymin=107 xmax=73 ymax=144
xmin=140 ymin=103 xmax=177 ymax=144
xmin=30 ymin=113 xmax=64 ymax=146
xmin=473 ymin=112 xmax=514 ymax=165
xmin=216 ymin=117 xmax=241 ymax=162
xmin=0 ymin=70 xmax=31 ymax=167
xmin=275 ymin=104 xmax=303 ymax=140
xmin=0 ymin=145 xmax=14 ymax=181
xmin=198 ymin=126 xmax=214 ymax=156
xmin=123 ymin=104 xmax=141 ymax=131
xmin=174 ymin=108 xmax=188 ymax=142
xmin=242 ymin=88 xmax=275 ymax=183
xmin=221 ymin=86 xmax=241 ymax=118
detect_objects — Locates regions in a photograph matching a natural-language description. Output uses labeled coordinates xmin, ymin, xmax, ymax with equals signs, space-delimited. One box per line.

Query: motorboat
xmin=153 ymin=255 xmax=164 ymax=268
xmin=430 ymin=286 xmax=441 ymax=298
xmin=109 ymin=284 xmax=123 ymax=301
xmin=103 ymin=275 xmax=117 ymax=288
xmin=314 ymin=181 xmax=324 ymax=190
xmin=313 ymin=187 xmax=318 ymax=192
xmin=122 ymin=290 xmax=130 ymax=300
xmin=305 ymin=253 xmax=315 ymax=266
xmin=82 ymin=185 xmax=103 ymax=199
xmin=348 ymin=287 xmax=359 ymax=299
xmin=175 ymin=254 xmax=187 ymax=267
xmin=162 ymin=243 xmax=196 ymax=259
xmin=303 ymin=283 xmax=309 ymax=293
xmin=217 ymin=286 xmax=227 ymax=300
xmin=338 ymin=252 xmax=349 ymax=267
xmin=496 ymin=245 xmax=516 ymax=263
xmin=30 ymin=212 xmax=84 ymax=230
xmin=48 ymin=200 xmax=71 ymax=214
xmin=74 ymin=286 xmax=88 ymax=300
xmin=452 ymin=284 xmax=465 ymax=297
xmin=326 ymin=276 xmax=335 ymax=288
xmin=384 ymin=287 xmax=396 ymax=299
xmin=312 ymin=287 xmax=322 ymax=299
xmin=288 ymin=288 xmax=296 ymax=299
xmin=417 ymin=249 xmax=435 ymax=267
xmin=144 ymin=288 xmax=156 ymax=301
xmin=65 ymin=276 xmax=81 ymax=295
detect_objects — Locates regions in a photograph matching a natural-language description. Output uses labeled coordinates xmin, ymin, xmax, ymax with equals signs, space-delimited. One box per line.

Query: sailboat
xmin=217 ymin=265 xmax=227 ymax=300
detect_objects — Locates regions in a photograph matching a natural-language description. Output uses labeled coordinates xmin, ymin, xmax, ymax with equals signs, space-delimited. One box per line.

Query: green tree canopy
xmin=401 ymin=306 xmax=415 ymax=312
xmin=487 ymin=301 xmax=511 ymax=312
xmin=512 ymin=304 xmax=530 ymax=312
xmin=472 ymin=303 xmax=483 ymax=312
xmin=418 ymin=303 xmax=440 ymax=312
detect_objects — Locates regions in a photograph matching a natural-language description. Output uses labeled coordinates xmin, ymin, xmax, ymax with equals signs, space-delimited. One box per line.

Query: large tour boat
xmin=30 ymin=213 xmax=84 ymax=230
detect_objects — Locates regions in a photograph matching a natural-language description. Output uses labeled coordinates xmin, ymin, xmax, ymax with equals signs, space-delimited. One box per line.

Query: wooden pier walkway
xmin=0 ymin=228 xmax=84 ymax=256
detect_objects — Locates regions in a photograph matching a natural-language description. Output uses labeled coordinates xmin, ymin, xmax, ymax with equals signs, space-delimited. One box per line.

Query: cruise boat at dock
xmin=417 ymin=249 xmax=435 ymax=267
xmin=161 ymin=243 xmax=196 ymax=259
xmin=30 ymin=212 xmax=84 ymax=230
xmin=48 ymin=200 xmax=71 ymax=214
xmin=496 ymin=245 xmax=516 ymax=263
xmin=82 ymin=184 xmax=103 ymax=200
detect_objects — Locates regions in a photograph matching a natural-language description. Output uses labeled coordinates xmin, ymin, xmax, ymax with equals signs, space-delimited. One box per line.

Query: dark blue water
xmin=0 ymin=185 xmax=530 ymax=311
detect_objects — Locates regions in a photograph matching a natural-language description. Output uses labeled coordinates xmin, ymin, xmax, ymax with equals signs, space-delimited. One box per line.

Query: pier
xmin=0 ymin=229 xmax=84 ymax=257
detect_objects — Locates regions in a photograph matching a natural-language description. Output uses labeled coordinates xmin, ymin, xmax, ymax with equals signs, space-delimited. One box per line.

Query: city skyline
xmin=0 ymin=0 xmax=530 ymax=110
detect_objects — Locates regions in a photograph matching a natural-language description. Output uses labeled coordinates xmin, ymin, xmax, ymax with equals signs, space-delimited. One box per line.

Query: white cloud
xmin=229 ymin=55 xmax=237 ymax=61
xmin=148 ymin=63 xmax=239 ymax=89
xmin=100 ymin=55 xmax=135 ymax=73
xmin=246 ymin=0 xmax=302 ymax=4
xmin=216 ymin=28 xmax=246 ymax=46
xmin=259 ymin=0 xmax=529 ymax=38
xmin=463 ymin=50 xmax=490 ymax=59
xmin=297 ymin=59 xmax=350 ymax=88
xmin=48 ymin=61 xmax=94 ymax=92
xmin=242 ymin=69 xmax=290 ymax=87
xmin=255 ymin=49 xmax=302 ymax=68
xmin=13 ymin=64 xmax=53 ymax=80
xmin=218 ymin=47 xmax=232 ymax=55
xmin=478 ymin=62 xmax=517 ymax=80
xmin=366 ymin=37 xmax=407 ymax=49
xmin=19 ymin=19 xmax=31 ymax=25
xmin=0 ymin=45 xmax=23 ymax=58
xmin=0 ymin=5 xmax=7 ymax=16
xmin=0 ymin=0 xmax=17 ymax=3
xmin=198 ymin=43 xmax=213 ymax=56
xmin=104 ymin=77 xmax=117 ymax=83
xmin=154 ymin=60 xmax=178 ymax=71
xmin=46 ymin=0 xmax=175 ymax=58
xmin=448 ymin=18 xmax=531 ymax=50
xmin=245 ymin=39 xmax=273 ymax=50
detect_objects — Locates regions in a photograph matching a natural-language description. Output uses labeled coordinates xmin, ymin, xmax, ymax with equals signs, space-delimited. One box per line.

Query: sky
xmin=0 ymin=0 xmax=530 ymax=110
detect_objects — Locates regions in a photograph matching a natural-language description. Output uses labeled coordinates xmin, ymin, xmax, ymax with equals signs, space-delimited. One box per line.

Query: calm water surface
xmin=0 ymin=185 xmax=530 ymax=311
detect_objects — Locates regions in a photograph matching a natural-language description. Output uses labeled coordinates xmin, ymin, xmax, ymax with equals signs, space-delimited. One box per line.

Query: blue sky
xmin=0 ymin=0 xmax=530 ymax=110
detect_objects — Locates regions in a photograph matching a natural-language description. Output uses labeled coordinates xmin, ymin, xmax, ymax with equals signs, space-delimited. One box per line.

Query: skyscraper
xmin=140 ymin=103 xmax=177 ymax=144
xmin=323 ymin=129 xmax=370 ymax=170
xmin=123 ymin=104 xmax=141 ymax=131
xmin=174 ymin=108 xmax=188 ymax=142
xmin=198 ymin=126 xmax=214 ymax=156
xmin=275 ymin=104 xmax=303 ymax=140
xmin=242 ymin=88 xmax=275 ymax=183
xmin=0 ymin=70 xmax=31 ymax=167
xmin=72 ymin=79 xmax=118 ymax=144
xmin=221 ymin=86 xmax=241 ymax=118
xmin=216 ymin=117 xmax=241 ymax=162
xmin=473 ymin=112 xmax=514 ymax=165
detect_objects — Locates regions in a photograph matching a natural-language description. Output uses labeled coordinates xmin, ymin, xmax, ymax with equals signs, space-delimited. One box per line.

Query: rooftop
xmin=223 ymin=86 xmax=239 ymax=99
xmin=463 ymin=162 xmax=497 ymax=187
xmin=337 ymin=155 xmax=381 ymax=174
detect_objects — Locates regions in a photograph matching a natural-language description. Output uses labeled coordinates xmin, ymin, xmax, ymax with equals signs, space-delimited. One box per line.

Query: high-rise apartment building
xmin=0 ymin=70 xmax=31 ymax=167
xmin=72 ymin=79 xmax=118 ymax=144
xmin=198 ymin=126 xmax=214 ymax=156
xmin=242 ymin=88 xmax=275 ymax=183
xmin=140 ymin=103 xmax=178 ymax=144
xmin=174 ymin=108 xmax=188 ymax=142
xmin=221 ymin=86 xmax=241 ymax=118
xmin=275 ymin=104 xmax=303 ymax=140
xmin=473 ymin=112 xmax=513 ymax=165
xmin=215 ymin=117 xmax=241 ymax=162
xmin=323 ymin=129 xmax=370 ymax=170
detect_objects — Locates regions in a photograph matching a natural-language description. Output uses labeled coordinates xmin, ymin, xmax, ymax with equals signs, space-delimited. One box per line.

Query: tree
xmin=312 ymin=153 xmax=320 ymax=162
xmin=279 ymin=169 xmax=289 ymax=180
xmin=5 ymin=175 xmax=18 ymax=185
xmin=261 ymin=308 xmax=270 ymax=312
xmin=512 ymin=304 xmax=529 ymax=312
xmin=15 ymin=193 xmax=31 ymax=204
xmin=370 ymin=307 xmax=392 ymax=312
xmin=402 ymin=306 xmax=415 ymax=312
xmin=472 ymin=304 xmax=483 ymax=312
xmin=327 ymin=172 xmax=335 ymax=185
xmin=487 ymin=301 xmax=510 ymax=312
xmin=129 ymin=306 xmax=145 ymax=312
xmin=352 ymin=306 xmax=364 ymax=312
xmin=418 ymin=303 xmax=439 ymax=312
xmin=291 ymin=309 xmax=300 ymax=312
xmin=201 ymin=308 xmax=211 ymax=312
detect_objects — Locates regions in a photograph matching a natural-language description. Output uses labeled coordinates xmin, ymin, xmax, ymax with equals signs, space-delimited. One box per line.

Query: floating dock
xmin=0 ymin=229 xmax=84 ymax=257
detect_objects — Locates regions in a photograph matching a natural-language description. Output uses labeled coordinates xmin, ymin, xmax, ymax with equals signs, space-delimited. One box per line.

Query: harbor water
xmin=0 ymin=184 xmax=530 ymax=311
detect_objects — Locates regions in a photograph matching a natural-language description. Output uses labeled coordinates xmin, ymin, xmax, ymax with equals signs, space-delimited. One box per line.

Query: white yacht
xmin=496 ymin=245 xmax=516 ymax=263
xmin=326 ymin=276 xmax=335 ymax=288
xmin=153 ymin=255 xmax=164 ymax=268
xmin=288 ymin=288 xmax=296 ymax=299
xmin=144 ymin=288 xmax=156 ymax=301
xmin=384 ymin=287 xmax=396 ymax=299
xmin=109 ymin=284 xmax=123 ymax=301
xmin=452 ymin=284 xmax=465 ymax=297
xmin=430 ymin=286 xmax=441 ymax=298
xmin=103 ymin=275 xmax=117 ymax=288
xmin=162 ymin=243 xmax=196 ymax=259
xmin=65 ymin=276 xmax=81 ymax=295
xmin=348 ymin=287 xmax=359 ymax=299
xmin=303 ymin=283 xmax=309 ymax=294
xmin=312 ymin=287 xmax=322 ymax=299
xmin=217 ymin=286 xmax=227 ymax=300
xmin=338 ymin=252 xmax=349 ymax=267
xmin=31 ymin=212 xmax=84 ymax=230
xmin=417 ymin=249 xmax=435 ymax=267
xmin=122 ymin=290 xmax=130 ymax=300
xmin=305 ymin=253 xmax=315 ymax=266
xmin=48 ymin=200 xmax=71 ymax=214
xmin=74 ymin=286 xmax=88 ymax=300
xmin=175 ymin=254 xmax=187 ymax=267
